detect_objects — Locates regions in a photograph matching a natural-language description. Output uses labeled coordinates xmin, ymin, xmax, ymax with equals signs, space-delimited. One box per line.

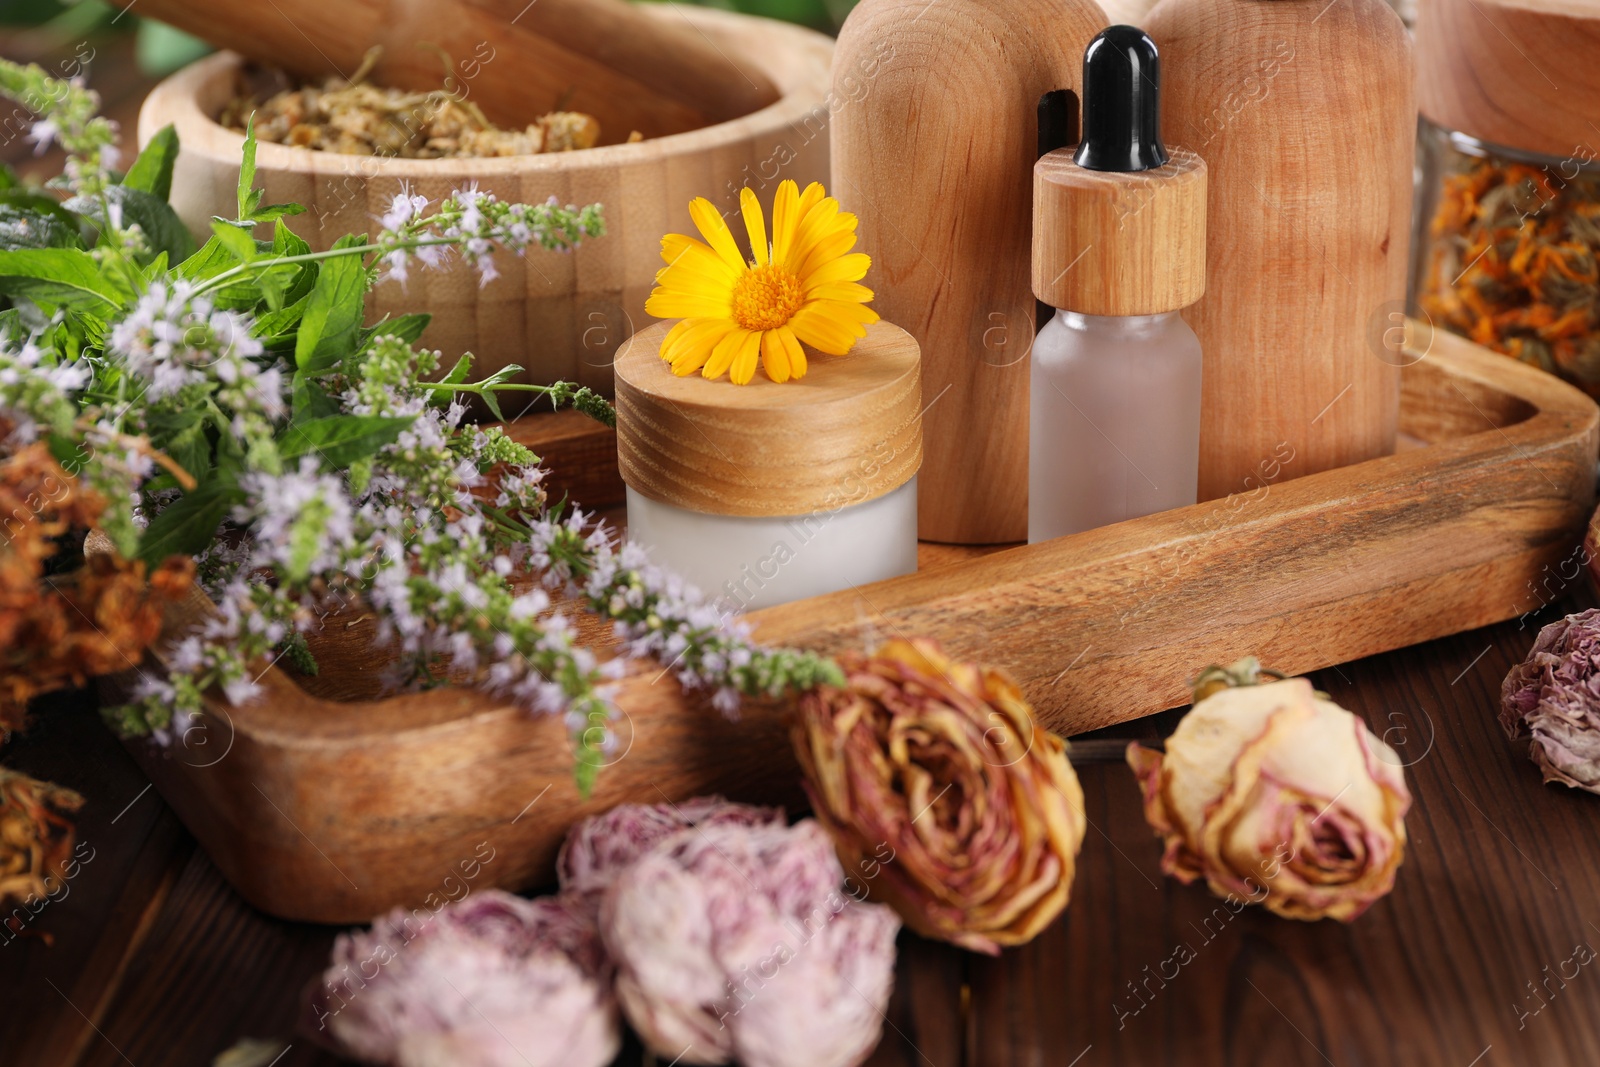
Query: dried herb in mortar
xmin=219 ymin=49 xmax=621 ymax=159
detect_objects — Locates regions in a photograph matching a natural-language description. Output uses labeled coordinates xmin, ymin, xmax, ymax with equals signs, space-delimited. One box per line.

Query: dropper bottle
xmin=1029 ymin=25 xmax=1207 ymax=543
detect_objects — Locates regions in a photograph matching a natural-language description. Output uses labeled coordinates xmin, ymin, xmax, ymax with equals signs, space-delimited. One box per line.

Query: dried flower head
xmin=558 ymin=795 xmax=784 ymax=901
xmin=601 ymin=818 xmax=900 ymax=1067
xmin=1129 ymin=663 xmax=1412 ymax=922
xmin=1502 ymin=607 xmax=1600 ymax=792
xmin=312 ymin=890 xmax=619 ymax=1067
xmin=794 ymin=638 xmax=1087 ymax=954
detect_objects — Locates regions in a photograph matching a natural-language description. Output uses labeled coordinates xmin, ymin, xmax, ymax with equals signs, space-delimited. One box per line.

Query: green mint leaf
xmin=440 ymin=354 xmax=473 ymax=387
xmin=360 ymin=312 xmax=430 ymax=348
xmin=137 ymin=479 xmax=243 ymax=564
xmin=295 ymin=234 xmax=368 ymax=373
xmin=0 ymin=203 xmax=83 ymax=252
xmin=208 ymin=219 xmax=256 ymax=263
xmin=480 ymin=388 xmax=505 ymax=421
xmin=255 ymin=293 xmax=310 ymax=348
xmin=0 ymin=247 xmax=126 ymax=312
xmin=122 ymin=123 xmax=179 ymax=201
xmin=237 ymin=113 xmax=258 ymax=222
xmin=278 ymin=413 xmax=413 ymax=467
xmin=272 ymin=217 xmax=309 ymax=257
xmin=289 ymin=372 xmax=339 ymax=423
xmin=66 ymin=186 xmax=196 ymax=265
xmin=248 ymin=202 xmax=304 ymax=223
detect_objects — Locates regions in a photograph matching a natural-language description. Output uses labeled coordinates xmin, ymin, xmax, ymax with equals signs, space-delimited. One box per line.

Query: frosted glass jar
xmin=625 ymin=478 xmax=918 ymax=611
xmin=614 ymin=320 xmax=923 ymax=611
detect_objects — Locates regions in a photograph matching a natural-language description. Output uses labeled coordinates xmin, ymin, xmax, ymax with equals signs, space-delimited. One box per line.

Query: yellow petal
xmin=790 ymin=196 xmax=844 ymax=269
xmin=777 ymin=325 xmax=807 ymax=379
xmin=659 ymin=317 xmax=696 ymax=359
xmin=660 ymin=233 xmax=737 ymax=280
xmin=805 ymin=281 xmax=875 ymax=305
xmin=797 ymin=228 xmax=858 ymax=279
xmin=803 ymin=252 xmax=872 ymax=289
xmin=689 ymin=197 xmax=748 ymax=272
xmin=667 ymin=319 xmax=737 ymax=376
xmin=770 ymin=180 xmax=801 ymax=268
xmin=703 ymin=327 xmax=752 ymax=380
xmin=780 ymin=184 xmax=831 ymax=271
xmin=759 ymin=329 xmax=791 ymax=383
xmin=728 ymin=330 xmax=762 ymax=384
xmin=659 ymin=234 xmax=739 ymax=286
xmin=645 ymin=289 xmax=733 ymax=319
xmin=790 ymin=303 xmax=868 ymax=355
xmin=740 ymin=187 xmax=769 ymax=268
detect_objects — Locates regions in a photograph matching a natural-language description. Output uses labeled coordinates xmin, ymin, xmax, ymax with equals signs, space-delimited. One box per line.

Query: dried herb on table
xmin=0 ymin=442 xmax=194 ymax=738
xmin=0 ymin=766 xmax=84 ymax=934
xmin=219 ymin=50 xmax=620 ymax=159
xmin=1418 ymin=152 xmax=1600 ymax=394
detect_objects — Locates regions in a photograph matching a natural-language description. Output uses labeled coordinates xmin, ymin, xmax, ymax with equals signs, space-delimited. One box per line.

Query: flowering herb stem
xmin=0 ymin=79 xmax=825 ymax=793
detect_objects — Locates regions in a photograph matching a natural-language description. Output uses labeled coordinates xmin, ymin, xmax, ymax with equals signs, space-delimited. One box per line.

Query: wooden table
xmin=6 ymin=594 xmax=1600 ymax=1067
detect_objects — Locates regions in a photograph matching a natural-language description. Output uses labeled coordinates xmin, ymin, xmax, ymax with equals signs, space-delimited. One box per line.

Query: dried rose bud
xmin=601 ymin=819 xmax=900 ymax=1067
xmin=558 ymin=795 xmax=783 ymax=900
xmin=310 ymin=890 xmax=618 ymax=1067
xmin=1502 ymin=608 xmax=1600 ymax=792
xmin=1128 ymin=664 xmax=1411 ymax=922
xmin=792 ymin=638 xmax=1087 ymax=955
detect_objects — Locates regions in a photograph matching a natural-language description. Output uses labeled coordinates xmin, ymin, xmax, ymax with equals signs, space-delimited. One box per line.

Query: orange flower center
xmin=730 ymin=263 xmax=804 ymax=332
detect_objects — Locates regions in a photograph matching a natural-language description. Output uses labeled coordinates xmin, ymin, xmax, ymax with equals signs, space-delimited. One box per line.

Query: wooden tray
xmin=112 ymin=325 xmax=1598 ymax=923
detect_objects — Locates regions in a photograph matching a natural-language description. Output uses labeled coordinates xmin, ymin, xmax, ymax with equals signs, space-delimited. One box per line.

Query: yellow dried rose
xmin=1127 ymin=660 xmax=1411 ymax=922
xmin=793 ymin=638 xmax=1086 ymax=954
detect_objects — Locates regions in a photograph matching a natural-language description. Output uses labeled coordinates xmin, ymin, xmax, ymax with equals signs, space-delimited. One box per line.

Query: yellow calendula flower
xmin=645 ymin=180 xmax=878 ymax=385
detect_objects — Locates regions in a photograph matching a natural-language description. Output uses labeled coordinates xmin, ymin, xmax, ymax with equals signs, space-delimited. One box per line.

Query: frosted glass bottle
xmin=1028 ymin=309 xmax=1202 ymax=542
xmin=1029 ymin=27 xmax=1208 ymax=544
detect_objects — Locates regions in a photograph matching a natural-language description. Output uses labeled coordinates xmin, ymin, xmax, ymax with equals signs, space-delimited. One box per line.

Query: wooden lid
xmin=615 ymin=321 xmax=922 ymax=517
xmin=1417 ymin=0 xmax=1600 ymax=159
xmin=1032 ymin=146 xmax=1207 ymax=316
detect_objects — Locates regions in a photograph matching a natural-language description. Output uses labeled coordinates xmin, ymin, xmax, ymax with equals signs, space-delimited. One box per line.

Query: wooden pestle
xmin=119 ymin=0 xmax=781 ymax=139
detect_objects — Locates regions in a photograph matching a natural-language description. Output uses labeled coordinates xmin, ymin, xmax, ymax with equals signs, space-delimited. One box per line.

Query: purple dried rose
xmin=310 ymin=890 xmax=618 ymax=1067
xmin=1503 ymin=608 xmax=1600 ymax=792
xmin=601 ymin=818 xmax=901 ymax=1067
xmin=558 ymin=795 xmax=783 ymax=900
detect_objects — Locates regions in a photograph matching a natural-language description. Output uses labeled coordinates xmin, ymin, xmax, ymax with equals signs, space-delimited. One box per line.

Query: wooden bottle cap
xmin=1417 ymin=0 xmax=1600 ymax=159
xmin=1032 ymin=146 xmax=1207 ymax=317
xmin=615 ymin=320 xmax=923 ymax=518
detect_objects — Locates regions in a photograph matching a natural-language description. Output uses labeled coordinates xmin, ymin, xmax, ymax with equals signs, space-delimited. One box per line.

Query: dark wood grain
xmin=11 ymin=596 xmax=1600 ymax=1066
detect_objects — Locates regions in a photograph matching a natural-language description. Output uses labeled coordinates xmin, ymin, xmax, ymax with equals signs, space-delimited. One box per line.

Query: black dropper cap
xmin=1073 ymin=26 xmax=1168 ymax=173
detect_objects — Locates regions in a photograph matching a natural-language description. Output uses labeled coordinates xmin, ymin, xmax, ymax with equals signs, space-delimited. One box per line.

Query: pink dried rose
xmin=558 ymin=795 xmax=783 ymax=899
xmin=601 ymin=818 xmax=901 ymax=1067
xmin=310 ymin=889 xmax=618 ymax=1067
xmin=793 ymin=638 xmax=1087 ymax=954
xmin=1502 ymin=608 xmax=1600 ymax=792
xmin=1127 ymin=659 xmax=1412 ymax=922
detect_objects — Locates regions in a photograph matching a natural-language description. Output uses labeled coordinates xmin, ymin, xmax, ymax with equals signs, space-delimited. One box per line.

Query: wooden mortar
xmin=135 ymin=7 xmax=833 ymax=396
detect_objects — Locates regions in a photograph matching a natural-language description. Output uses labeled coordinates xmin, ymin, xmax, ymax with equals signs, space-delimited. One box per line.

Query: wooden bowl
xmin=135 ymin=7 xmax=832 ymax=395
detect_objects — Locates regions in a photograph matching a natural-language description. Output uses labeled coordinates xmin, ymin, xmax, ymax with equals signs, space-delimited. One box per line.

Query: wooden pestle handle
xmin=120 ymin=0 xmax=780 ymax=138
